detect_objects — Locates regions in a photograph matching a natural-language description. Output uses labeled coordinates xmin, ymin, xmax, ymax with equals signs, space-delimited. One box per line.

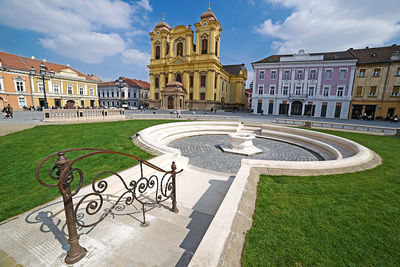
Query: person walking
xmin=2 ymin=104 xmax=13 ymax=119
xmin=394 ymin=115 xmax=398 ymax=124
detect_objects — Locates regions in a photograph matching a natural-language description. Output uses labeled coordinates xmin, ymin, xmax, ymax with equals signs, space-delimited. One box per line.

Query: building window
xmin=53 ymin=84 xmax=59 ymax=94
xmin=81 ymin=100 xmax=85 ymax=107
xmin=155 ymin=46 xmax=160 ymax=59
xmin=67 ymin=85 xmax=73 ymax=94
xmin=369 ymin=86 xmax=377 ymax=96
xmin=283 ymin=85 xmax=288 ymax=95
xmin=373 ymin=68 xmax=381 ymax=77
xmin=37 ymin=82 xmax=43 ymax=93
xmin=215 ymin=76 xmax=217 ymax=88
xmin=323 ymin=86 xmax=329 ymax=96
xmin=134 ymin=92 xmax=137 ymax=98
xmin=165 ymin=76 xmax=168 ymax=85
xmin=89 ymin=88 xmax=94 ymax=96
xmin=0 ymin=77 xmax=3 ymax=91
xmin=177 ymin=42 xmax=183 ymax=57
xmin=310 ymin=69 xmax=316 ymax=80
xmin=190 ymin=75 xmax=194 ymax=87
xmin=284 ymin=70 xmax=290 ymax=80
xmin=337 ymin=86 xmax=344 ymax=96
xmin=296 ymin=70 xmax=303 ymax=79
xmin=308 ymin=86 xmax=314 ymax=96
xmin=200 ymin=92 xmax=206 ymax=100
xmin=259 ymin=71 xmax=264 ymax=80
xmin=392 ymin=86 xmax=399 ymax=96
xmin=295 ymin=86 xmax=301 ymax=95
xmin=18 ymin=96 xmax=26 ymax=107
xmin=270 ymin=85 xmax=275 ymax=95
xmin=155 ymin=93 xmax=159 ymax=100
xmin=325 ymin=69 xmax=332 ymax=79
xmin=396 ymin=67 xmax=400 ymax=76
xmin=356 ymin=86 xmax=363 ymax=96
xmin=176 ymin=74 xmax=182 ymax=83
xmin=111 ymin=91 xmax=114 ymax=97
xmin=215 ymin=41 xmax=218 ymax=56
xmin=128 ymin=91 xmax=131 ymax=98
xmin=340 ymin=69 xmax=347 ymax=79
xmin=201 ymin=39 xmax=208 ymax=54
xmin=271 ymin=71 xmax=276 ymax=80
xmin=155 ymin=77 xmax=159 ymax=88
xmin=200 ymin=75 xmax=206 ymax=87
xmin=258 ymin=85 xmax=264 ymax=95
xmin=359 ymin=69 xmax=366 ymax=77
xmin=79 ymin=86 xmax=84 ymax=95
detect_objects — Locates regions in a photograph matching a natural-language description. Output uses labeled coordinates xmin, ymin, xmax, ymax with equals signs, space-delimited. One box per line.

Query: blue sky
xmin=0 ymin=0 xmax=399 ymax=85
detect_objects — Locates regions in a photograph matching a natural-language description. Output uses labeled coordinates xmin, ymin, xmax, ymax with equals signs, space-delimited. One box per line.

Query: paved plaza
xmin=1 ymin=110 xmax=398 ymax=137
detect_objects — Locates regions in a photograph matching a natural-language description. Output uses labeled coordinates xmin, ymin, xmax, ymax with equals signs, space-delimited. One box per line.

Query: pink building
xmin=251 ymin=50 xmax=357 ymax=118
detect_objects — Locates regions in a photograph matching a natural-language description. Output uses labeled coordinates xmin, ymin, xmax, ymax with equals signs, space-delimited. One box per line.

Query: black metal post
xmin=42 ymin=75 xmax=48 ymax=109
xmin=171 ymin=161 xmax=179 ymax=213
xmin=55 ymin=152 xmax=87 ymax=264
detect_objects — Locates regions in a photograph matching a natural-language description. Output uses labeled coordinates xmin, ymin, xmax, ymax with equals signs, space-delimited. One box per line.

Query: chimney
xmin=31 ymin=56 xmax=35 ymax=59
xmin=66 ymin=64 xmax=70 ymax=67
xmin=43 ymin=58 xmax=46 ymax=62
xmin=365 ymin=46 xmax=369 ymax=49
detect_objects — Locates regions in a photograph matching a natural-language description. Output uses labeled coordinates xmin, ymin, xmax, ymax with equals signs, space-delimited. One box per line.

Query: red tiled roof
xmin=348 ymin=44 xmax=400 ymax=64
xmin=0 ymin=50 xmax=97 ymax=81
xmin=98 ymin=77 xmax=149 ymax=89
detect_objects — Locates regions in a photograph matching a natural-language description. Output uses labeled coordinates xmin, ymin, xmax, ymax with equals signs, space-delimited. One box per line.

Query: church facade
xmin=147 ymin=8 xmax=247 ymax=111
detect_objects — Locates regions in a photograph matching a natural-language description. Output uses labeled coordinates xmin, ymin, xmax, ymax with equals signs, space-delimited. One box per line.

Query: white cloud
xmin=121 ymin=49 xmax=151 ymax=66
xmin=40 ymin=32 xmax=125 ymax=64
xmin=0 ymin=0 xmax=152 ymax=65
xmin=256 ymin=0 xmax=400 ymax=53
xmin=137 ymin=0 xmax=153 ymax=12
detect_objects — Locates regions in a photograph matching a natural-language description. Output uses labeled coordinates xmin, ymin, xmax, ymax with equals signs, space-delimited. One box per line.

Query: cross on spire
xmin=162 ymin=13 xmax=165 ymax=21
xmin=208 ymin=0 xmax=211 ymax=11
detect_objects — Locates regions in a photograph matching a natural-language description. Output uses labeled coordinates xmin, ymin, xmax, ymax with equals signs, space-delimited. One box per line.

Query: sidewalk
xmin=0 ymin=163 xmax=234 ymax=267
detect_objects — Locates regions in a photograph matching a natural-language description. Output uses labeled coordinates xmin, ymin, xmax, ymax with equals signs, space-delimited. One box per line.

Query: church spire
xmin=208 ymin=0 xmax=211 ymax=11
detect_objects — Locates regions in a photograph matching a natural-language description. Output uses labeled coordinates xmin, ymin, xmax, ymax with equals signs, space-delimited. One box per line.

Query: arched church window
xmin=215 ymin=41 xmax=218 ymax=56
xmin=177 ymin=42 xmax=183 ymax=57
xmin=176 ymin=73 xmax=182 ymax=83
xmin=155 ymin=46 xmax=160 ymax=59
xmin=202 ymin=39 xmax=208 ymax=54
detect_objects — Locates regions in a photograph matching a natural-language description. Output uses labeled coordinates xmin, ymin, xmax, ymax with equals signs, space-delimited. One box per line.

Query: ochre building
xmin=349 ymin=45 xmax=400 ymax=119
xmin=147 ymin=8 xmax=247 ymax=111
xmin=0 ymin=50 xmax=99 ymax=110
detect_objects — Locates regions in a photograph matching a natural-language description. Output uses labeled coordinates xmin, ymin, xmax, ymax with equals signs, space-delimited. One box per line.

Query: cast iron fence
xmin=35 ymin=148 xmax=182 ymax=264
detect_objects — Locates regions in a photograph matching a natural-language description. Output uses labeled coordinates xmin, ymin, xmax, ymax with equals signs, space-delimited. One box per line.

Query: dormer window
xmin=372 ymin=53 xmax=377 ymax=57
xmin=373 ymin=68 xmax=381 ymax=77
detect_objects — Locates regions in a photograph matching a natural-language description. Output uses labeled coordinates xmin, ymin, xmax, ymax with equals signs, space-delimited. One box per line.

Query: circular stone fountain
xmin=220 ymin=132 xmax=263 ymax=156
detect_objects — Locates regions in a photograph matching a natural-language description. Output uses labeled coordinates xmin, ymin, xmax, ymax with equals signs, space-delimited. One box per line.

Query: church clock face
xmin=156 ymin=31 xmax=160 ymax=35
xmin=203 ymin=22 xmax=207 ymax=26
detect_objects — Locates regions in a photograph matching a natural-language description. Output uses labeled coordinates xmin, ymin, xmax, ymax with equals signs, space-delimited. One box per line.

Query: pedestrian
xmin=394 ymin=115 xmax=398 ymax=124
xmin=261 ymin=109 xmax=264 ymax=116
xmin=3 ymin=104 xmax=13 ymax=119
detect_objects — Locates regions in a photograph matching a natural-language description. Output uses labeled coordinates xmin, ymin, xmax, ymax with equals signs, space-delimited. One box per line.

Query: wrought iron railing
xmin=35 ymin=148 xmax=182 ymax=264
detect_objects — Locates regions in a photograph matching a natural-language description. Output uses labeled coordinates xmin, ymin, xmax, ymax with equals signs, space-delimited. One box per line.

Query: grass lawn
xmin=242 ymin=131 xmax=400 ymax=266
xmin=0 ymin=120 xmax=172 ymax=222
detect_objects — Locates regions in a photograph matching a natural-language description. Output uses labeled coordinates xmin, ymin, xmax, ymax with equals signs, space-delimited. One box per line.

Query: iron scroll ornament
xmin=35 ymin=148 xmax=183 ymax=264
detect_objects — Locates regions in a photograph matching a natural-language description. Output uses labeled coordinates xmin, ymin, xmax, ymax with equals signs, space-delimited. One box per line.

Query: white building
xmin=98 ymin=77 xmax=149 ymax=108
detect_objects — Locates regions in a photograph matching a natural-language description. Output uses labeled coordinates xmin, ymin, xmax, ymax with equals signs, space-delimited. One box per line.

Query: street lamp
xmin=114 ymin=76 xmax=126 ymax=108
xmin=30 ymin=63 xmax=55 ymax=109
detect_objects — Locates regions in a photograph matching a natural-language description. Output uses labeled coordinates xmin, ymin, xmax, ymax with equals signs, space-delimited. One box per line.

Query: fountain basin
xmin=220 ymin=133 xmax=263 ymax=156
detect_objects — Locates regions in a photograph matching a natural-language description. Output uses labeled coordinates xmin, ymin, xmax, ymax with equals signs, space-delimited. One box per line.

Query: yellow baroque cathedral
xmin=148 ymin=7 xmax=247 ymax=110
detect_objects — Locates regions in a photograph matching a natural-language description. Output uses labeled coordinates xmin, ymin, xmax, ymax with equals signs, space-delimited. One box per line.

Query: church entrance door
xmin=168 ymin=96 xmax=174 ymax=109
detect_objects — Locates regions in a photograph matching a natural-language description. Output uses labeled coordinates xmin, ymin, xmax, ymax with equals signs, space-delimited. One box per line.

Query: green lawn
xmin=242 ymin=131 xmax=400 ymax=266
xmin=0 ymin=120 xmax=172 ymax=222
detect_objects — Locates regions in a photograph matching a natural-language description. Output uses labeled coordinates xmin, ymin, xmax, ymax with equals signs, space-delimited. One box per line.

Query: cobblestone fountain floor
xmin=169 ymin=135 xmax=323 ymax=173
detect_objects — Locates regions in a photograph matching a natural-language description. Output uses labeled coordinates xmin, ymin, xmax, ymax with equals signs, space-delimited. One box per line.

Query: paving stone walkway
xmin=169 ymin=135 xmax=322 ymax=173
